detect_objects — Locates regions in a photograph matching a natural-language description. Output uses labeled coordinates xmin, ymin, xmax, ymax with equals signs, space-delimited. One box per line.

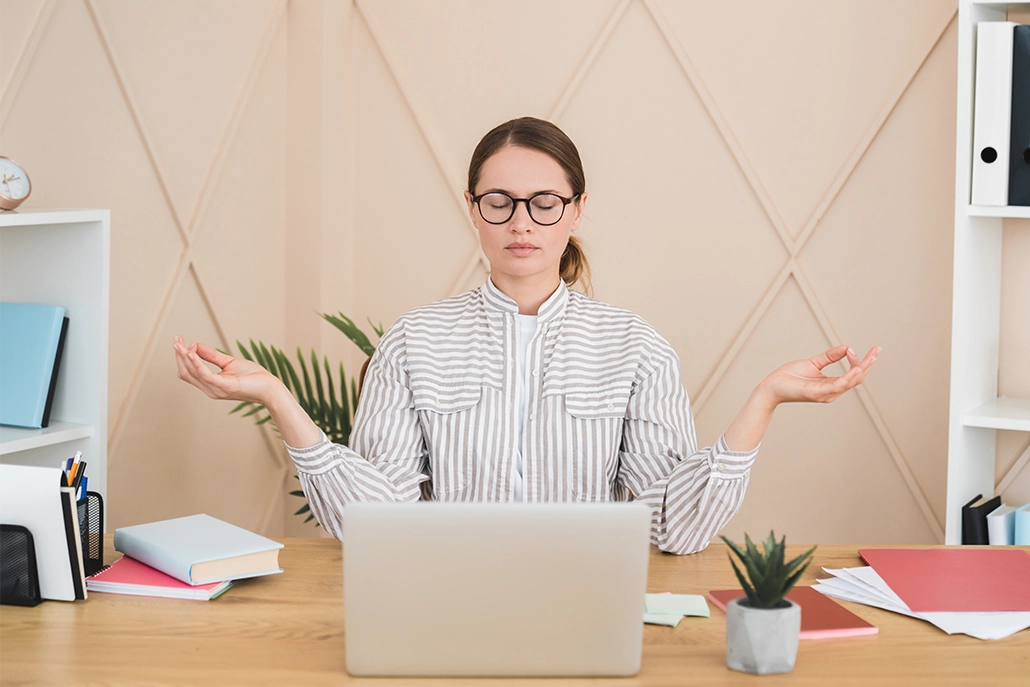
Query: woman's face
xmin=466 ymin=145 xmax=586 ymax=291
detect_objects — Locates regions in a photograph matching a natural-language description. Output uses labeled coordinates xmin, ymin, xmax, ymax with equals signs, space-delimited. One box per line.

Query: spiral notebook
xmin=86 ymin=556 xmax=231 ymax=600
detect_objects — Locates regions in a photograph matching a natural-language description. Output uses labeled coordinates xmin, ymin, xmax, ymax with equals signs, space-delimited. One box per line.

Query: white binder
xmin=971 ymin=21 xmax=1015 ymax=206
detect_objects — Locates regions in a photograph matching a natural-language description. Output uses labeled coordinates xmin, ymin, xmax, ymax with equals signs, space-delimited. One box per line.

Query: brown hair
xmin=468 ymin=117 xmax=592 ymax=295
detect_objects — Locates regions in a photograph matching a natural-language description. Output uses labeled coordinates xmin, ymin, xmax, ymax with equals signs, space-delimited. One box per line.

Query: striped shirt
xmin=286 ymin=278 xmax=758 ymax=554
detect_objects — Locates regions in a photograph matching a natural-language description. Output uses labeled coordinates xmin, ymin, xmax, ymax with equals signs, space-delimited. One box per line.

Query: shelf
xmin=967 ymin=205 xmax=1030 ymax=218
xmin=961 ymin=397 xmax=1030 ymax=431
xmin=0 ymin=208 xmax=108 ymax=227
xmin=0 ymin=422 xmax=93 ymax=455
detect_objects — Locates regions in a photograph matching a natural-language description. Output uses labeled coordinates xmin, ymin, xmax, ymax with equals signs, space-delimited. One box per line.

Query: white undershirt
xmin=512 ymin=313 xmax=538 ymax=501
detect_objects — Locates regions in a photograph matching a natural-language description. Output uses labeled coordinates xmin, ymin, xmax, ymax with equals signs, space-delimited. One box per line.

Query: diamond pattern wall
xmin=3 ymin=0 xmax=1026 ymax=541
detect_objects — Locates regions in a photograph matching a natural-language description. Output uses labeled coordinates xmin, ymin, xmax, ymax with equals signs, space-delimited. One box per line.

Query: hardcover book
xmin=0 ymin=302 xmax=69 ymax=429
xmin=113 ymin=514 xmax=283 ymax=585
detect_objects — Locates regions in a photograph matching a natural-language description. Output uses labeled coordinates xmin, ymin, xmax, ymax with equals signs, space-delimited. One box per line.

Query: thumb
xmin=193 ymin=342 xmax=235 ymax=370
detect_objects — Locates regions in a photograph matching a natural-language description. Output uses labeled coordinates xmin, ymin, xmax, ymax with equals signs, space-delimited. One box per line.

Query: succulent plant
xmin=720 ymin=532 xmax=816 ymax=609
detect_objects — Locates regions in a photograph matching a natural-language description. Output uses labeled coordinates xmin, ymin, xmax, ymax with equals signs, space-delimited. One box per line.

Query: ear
xmin=569 ymin=192 xmax=587 ymax=233
xmin=464 ymin=190 xmax=477 ymax=223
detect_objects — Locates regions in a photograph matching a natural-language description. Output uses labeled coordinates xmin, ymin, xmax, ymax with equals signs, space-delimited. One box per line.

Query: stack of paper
xmin=813 ymin=548 xmax=1030 ymax=640
xmin=643 ymin=593 xmax=709 ymax=627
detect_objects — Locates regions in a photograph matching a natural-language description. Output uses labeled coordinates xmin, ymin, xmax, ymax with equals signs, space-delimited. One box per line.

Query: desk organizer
xmin=78 ymin=491 xmax=104 ymax=577
xmin=0 ymin=524 xmax=43 ymax=606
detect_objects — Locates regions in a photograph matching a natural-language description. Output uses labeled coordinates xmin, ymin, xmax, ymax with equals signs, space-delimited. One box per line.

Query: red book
xmin=85 ymin=556 xmax=232 ymax=600
xmin=708 ymin=586 xmax=878 ymax=639
xmin=858 ymin=548 xmax=1030 ymax=612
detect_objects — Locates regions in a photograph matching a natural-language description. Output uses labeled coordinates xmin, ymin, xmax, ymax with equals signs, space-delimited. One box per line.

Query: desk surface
xmin=1 ymin=539 xmax=1027 ymax=686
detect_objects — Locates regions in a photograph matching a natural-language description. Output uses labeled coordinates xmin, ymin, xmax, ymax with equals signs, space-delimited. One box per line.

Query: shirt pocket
xmin=563 ymin=388 xmax=629 ymax=502
xmin=413 ymin=383 xmax=484 ymax=500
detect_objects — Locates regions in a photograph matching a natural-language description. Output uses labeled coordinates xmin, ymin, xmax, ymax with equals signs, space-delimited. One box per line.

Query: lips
xmin=506 ymin=243 xmax=538 ymax=257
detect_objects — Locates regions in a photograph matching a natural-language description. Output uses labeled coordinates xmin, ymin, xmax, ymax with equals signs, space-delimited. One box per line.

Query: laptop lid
xmin=343 ymin=502 xmax=652 ymax=677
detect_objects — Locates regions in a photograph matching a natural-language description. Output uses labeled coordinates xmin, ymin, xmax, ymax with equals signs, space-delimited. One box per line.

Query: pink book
xmin=708 ymin=586 xmax=878 ymax=639
xmin=86 ymin=556 xmax=231 ymax=600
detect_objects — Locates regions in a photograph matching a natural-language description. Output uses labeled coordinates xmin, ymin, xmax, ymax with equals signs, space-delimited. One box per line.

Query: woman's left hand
xmin=760 ymin=345 xmax=880 ymax=405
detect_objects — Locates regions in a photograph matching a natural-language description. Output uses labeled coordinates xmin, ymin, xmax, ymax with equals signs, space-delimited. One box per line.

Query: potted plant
xmin=719 ymin=532 xmax=816 ymax=675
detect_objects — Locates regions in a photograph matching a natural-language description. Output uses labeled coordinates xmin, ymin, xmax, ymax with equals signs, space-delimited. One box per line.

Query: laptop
xmin=342 ymin=502 xmax=652 ymax=677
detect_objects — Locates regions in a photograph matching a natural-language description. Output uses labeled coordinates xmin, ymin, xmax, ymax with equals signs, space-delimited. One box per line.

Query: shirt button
xmin=716 ymin=462 xmax=726 ymax=471
xmin=606 ymin=403 xmax=615 ymax=411
xmin=529 ymin=413 xmax=537 ymax=421
xmin=532 ymin=369 xmax=539 ymax=377
xmin=434 ymin=400 xmax=440 ymax=408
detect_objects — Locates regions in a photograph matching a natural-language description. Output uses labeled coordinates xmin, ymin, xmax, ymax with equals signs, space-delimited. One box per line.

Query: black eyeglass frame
xmin=470 ymin=191 xmax=580 ymax=226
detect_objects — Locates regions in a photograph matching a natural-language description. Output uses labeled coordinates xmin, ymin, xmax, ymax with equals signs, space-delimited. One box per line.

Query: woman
xmin=174 ymin=117 xmax=878 ymax=554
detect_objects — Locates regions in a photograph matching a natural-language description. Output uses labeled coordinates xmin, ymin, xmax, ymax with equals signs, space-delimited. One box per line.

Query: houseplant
xmin=719 ymin=532 xmax=816 ymax=675
xmin=230 ymin=312 xmax=382 ymax=524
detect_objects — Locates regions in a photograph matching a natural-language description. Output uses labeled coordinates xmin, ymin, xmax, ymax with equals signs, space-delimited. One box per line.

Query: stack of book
xmin=86 ymin=514 xmax=284 ymax=601
xmin=961 ymin=494 xmax=1030 ymax=545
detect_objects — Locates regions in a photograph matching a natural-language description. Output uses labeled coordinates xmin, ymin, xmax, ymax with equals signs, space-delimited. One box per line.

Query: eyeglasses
xmin=471 ymin=191 xmax=578 ymax=226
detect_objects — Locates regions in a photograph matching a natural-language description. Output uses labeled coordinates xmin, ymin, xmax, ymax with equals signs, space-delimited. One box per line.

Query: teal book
xmin=0 ymin=302 xmax=69 ymax=429
xmin=113 ymin=514 xmax=284 ymax=586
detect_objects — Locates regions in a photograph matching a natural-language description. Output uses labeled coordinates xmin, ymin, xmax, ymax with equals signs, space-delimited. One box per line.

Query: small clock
xmin=0 ymin=156 xmax=32 ymax=211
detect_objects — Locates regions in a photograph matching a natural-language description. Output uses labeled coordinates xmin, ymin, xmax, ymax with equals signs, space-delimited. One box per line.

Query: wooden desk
xmin=1 ymin=539 xmax=1027 ymax=686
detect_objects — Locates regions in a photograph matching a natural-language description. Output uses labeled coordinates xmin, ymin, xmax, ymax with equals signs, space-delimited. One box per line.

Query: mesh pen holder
xmin=0 ymin=524 xmax=43 ymax=606
xmin=77 ymin=491 xmax=104 ymax=578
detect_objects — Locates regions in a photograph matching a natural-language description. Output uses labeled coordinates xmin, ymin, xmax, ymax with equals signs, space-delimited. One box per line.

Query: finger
xmin=173 ymin=341 xmax=196 ymax=383
xmin=810 ymin=345 xmax=849 ymax=371
xmin=858 ymin=346 xmax=881 ymax=371
xmin=194 ymin=342 xmax=234 ymax=370
xmin=846 ymin=347 xmax=860 ymax=370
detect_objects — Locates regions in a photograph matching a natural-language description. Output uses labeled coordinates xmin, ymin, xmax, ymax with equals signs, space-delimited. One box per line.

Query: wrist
xmin=751 ymin=379 xmax=780 ymax=413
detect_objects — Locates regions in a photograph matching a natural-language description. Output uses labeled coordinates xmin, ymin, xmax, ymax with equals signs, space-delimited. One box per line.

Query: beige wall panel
xmin=696 ymin=279 xmax=938 ymax=544
xmin=998 ymin=220 xmax=1030 ymax=506
xmin=655 ymin=0 xmax=956 ymax=236
xmin=0 ymin=0 xmax=182 ymax=427
xmin=93 ymin=0 xmax=283 ymax=223
xmin=351 ymin=14 xmax=477 ymax=327
xmin=111 ymin=274 xmax=283 ymax=535
xmin=190 ymin=21 xmax=287 ymax=350
xmin=560 ymin=0 xmax=789 ymax=395
xmin=356 ymin=0 xmax=620 ymax=178
xmin=798 ymin=21 xmax=957 ymax=526
xmin=0 ymin=0 xmax=46 ymax=92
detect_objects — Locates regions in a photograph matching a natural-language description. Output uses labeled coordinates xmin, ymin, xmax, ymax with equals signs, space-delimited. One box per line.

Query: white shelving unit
xmin=947 ymin=1 xmax=1030 ymax=543
xmin=0 ymin=209 xmax=110 ymax=501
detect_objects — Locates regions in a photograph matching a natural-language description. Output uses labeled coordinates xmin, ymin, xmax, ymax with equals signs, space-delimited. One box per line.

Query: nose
xmin=509 ymin=199 xmax=534 ymax=233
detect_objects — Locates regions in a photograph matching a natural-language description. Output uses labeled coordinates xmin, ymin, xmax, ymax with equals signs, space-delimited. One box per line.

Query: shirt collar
xmin=481 ymin=277 xmax=569 ymax=326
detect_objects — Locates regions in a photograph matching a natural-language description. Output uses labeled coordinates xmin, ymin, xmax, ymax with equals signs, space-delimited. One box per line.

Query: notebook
xmin=87 ymin=556 xmax=232 ymax=600
xmin=708 ymin=586 xmax=878 ymax=639
xmin=113 ymin=514 xmax=283 ymax=585
xmin=0 ymin=302 xmax=69 ymax=429
xmin=342 ymin=502 xmax=652 ymax=677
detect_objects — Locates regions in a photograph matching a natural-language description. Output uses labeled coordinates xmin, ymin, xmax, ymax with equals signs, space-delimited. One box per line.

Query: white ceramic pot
xmin=725 ymin=597 xmax=801 ymax=675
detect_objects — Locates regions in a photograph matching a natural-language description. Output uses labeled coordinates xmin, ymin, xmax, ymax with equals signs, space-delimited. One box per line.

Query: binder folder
xmin=971 ymin=22 xmax=1015 ymax=206
xmin=1010 ymin=25 xmax=1030 ymax=206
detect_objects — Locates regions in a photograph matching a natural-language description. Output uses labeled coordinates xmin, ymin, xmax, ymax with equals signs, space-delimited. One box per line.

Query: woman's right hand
xmin=172 ymin=335 xmax=285 ymax=406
